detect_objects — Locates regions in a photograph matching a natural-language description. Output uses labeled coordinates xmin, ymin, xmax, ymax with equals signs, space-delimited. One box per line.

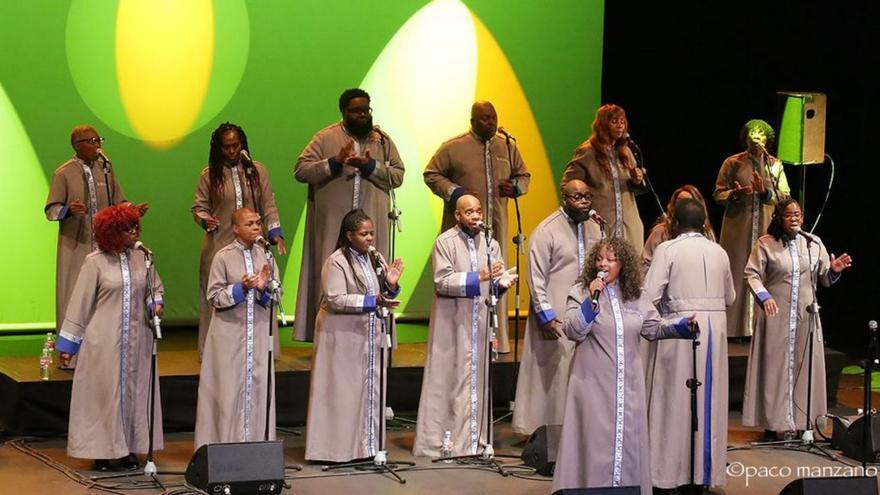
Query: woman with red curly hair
xmin=562 ymin=104 xmax=647 ymax=256
xmin=56 ymin=204 xmax=164 ymax=472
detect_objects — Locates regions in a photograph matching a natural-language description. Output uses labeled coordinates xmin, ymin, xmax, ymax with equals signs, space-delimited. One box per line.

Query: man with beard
xmin=293 ymin=88 xmax=405 ymax=341
xmin=413 ymin=193 xmax=517 ymax=457
xmin=423 ymin=101 xmax=531 ymax=353
xmin=511 ymin=179 xmax=602 ymax=435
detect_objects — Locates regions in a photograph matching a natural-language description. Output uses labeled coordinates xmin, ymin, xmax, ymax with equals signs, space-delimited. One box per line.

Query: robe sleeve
xmin=638 ymin=294 xmax=693 ymax=341
xmin=322 ymin=256 xmax=377 ymax=314
xmin=109 ymin=168 xmax=126 ymax=204
xmin=432 ymin=236 xmax=481 ymax=298
xmin=561 ymin=151 xmax=588 ymax=185
xmin=622 ymin=146 xmax=647 ymax=195
xmin=712 ymin=157 xmax=738 ymax=205
xmin=191 ymin=169 xmax=215 ymax=230
xmin=816 ymin=239 xmax=841 ymax=287
xmin=641 ymin=225 xmax=665 ymax=274
xmin=363 ymin=135 xmax=405 ymax=192
xmin=527 ymin=231 xmax=555 ymax=326
xmin=423 ymin=145 xmax=462 ymax=205
xmin=294 ymin=133 xmax=338 ymax=185
xmin=771 ymin=159 xmax=791 ymax=198
xmin=256 ymin=164 xmax=283 ymax=239
xmin=508 ymin=141 xmax=530 ymax=196
xmin=723 ymin=252 xmax=737 ymax=306
xmin=744 ymin=239 xmax=772 ymax=304
xmin=56 ymin=257 xmax=100 ymax=355
xmin=207 ymin=252 xmax=248 ymax=309
xmin=144 ymin=263 xmax=165 ymax=313
xmin=643 ymin=242 xmax=670 ymax=308
xmin=45 ymin=169 xmax=70 ymax=221
xmin=562 ymin=285 xmax=597 ymax=343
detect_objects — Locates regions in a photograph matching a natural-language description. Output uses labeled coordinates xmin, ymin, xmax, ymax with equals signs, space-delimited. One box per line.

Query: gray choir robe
xmin=643 ymin=233 xmax=735 ymax=489
xmin=741 ymin=234 xmax=838 ymax=431
xmin=45 ymin=157 xmax=126 ymax=335
xmin=192 ymin=161 xmax=283 ymax=357
xmin=423 ymin=131 xmax=530 ymax=353
xmin=553 ymin=283 xmax=691 ymax=495
xmin=413 ymin=226 xmax=504 ymax=457
xmin=56 ymin=250 xmax=164 ymax=460
xmin=641 ymin=223 xmax=717 ymax=275
xmin=194 ymin=241 xmax=280 ymax=449
xmin=293 ymin=123 xmax=404 ymax=341
xmin=305 ymin=248 xmax=400 ymax=462
xmin=511 ymin=209 xmax=601 ymax=435
xmin=561 ymin=142 xmax=645 ymax=256
xmin=713 ymin=151 xmax=787 ymax=338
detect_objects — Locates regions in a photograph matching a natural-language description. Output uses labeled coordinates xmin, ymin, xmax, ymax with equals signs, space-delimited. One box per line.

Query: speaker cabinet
xmin=780 ymin=476 xmax=878 ymax=495
xmin=776 ymin=91 xmax=827 ymax=165
xmin=185 ymin=441 xmax=285 ymax=494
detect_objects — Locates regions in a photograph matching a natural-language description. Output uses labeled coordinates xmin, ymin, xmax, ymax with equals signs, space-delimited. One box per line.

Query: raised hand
xmin=384 ymin=258 xmax=404 ymax=288
xmin=830 ymin=253 xmax=853 ymax=273
xmin=336 ymin=140 xmax=355 ymax=165
xmin=751 ymin=171 xmax=766 ymax=195
xmin=732 ymin=180 xmax=753 ymax=198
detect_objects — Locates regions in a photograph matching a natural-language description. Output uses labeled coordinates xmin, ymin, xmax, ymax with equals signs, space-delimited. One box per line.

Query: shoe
xmin=119 ymin=453 xmax=139 ymax=470
xmin=92 ymin=459 xmax=111 ymax=472
xmin=761 ymin=429 xmax=779 ymax=441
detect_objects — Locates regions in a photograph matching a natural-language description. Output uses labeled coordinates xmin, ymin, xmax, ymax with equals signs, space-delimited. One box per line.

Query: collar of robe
xmin=233 ymin=239 xmax=255 ymax=251
xmin=347 ymin=247 xmax=369 ymax=260
xmin=675 ymin=231 xmax=704 ymax=240
xmin=456 ymin=224 xmax=481 ymax=240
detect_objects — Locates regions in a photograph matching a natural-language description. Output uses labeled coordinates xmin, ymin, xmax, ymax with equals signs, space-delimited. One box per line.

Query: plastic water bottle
xmin=440 ymin=430 xmax=453 ymax=462
xmin=45 ymin=333 xmax=56 ymax=365
xmin=39 ymin=345 xmax=51 ymax=381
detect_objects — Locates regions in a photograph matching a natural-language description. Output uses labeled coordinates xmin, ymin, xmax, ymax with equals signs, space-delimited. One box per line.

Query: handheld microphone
xmin=367 ymin=245 xmax=388 ymax=270
xmin=133 ymin=241 xmax=153 ymax=257
xmin=590 ymin=270 xmax=608 ymax=309
xmin=497 ymin=127 xmax=516 ymax=140
xmin=588 ymin=209 xmax=607 ymax=226
xmin=96 ymin=148 xmax=112 ymax=166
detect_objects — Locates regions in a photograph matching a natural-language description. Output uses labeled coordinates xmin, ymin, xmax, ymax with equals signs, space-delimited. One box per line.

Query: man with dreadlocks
xmin=713 ymin=119 xmax=790 ymax=339
xmin=293 ymin=88 xmax=404 ymax=341
xmin=192 ymin=122 xmax=285 ymax=357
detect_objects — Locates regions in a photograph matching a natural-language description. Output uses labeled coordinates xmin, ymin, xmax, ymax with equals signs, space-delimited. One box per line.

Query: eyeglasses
xmin=346 ymin=106 xmax=372 ymax=116
xmin=75 ymin=137 xmax=105 ymax=145
xmin=564 ymin=193 xmax=593 ymax=202
xmin=126 ymin=226 xmax=141 ymax=234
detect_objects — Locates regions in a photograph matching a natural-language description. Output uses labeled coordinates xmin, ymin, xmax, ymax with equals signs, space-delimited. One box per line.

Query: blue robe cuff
xmin=512 ymin=182 xmax=523 ymax=198
xmin=756 ymin=290 xmax=771 ymax=303
xmin=257 ymin=290 xmax=272 ymax=307
xmin=829 ymin=270 xmax=842 ymax=284
xmin=361 ymin=158 xmax=377 ymax=177
xmin=328 ymin=157 xmax=343 ymax=175
xmin=363 ymin=295 xmax=377 ymax=313
xmin=578 ymin=299 xmax=598 ymax=326
xmin=535 ymin=308 xmax=557 ymax=327
xmin=147 ymin=299 xmax=164 ymax=316
xmin=761 ymin=188 xmax=774 ymax=203
xmin=57 ymin=205 xmax=69 ymax=220
xmin=268 ymin=227 xmax=283 ymax=241
xmin=674 ymin=317 xmax=692 ymax=338
xmin=385 ymin=285 xmax=401 ymax=298
xmin=465 ymin=272 xmax=480 ymax=297
xmin=232 ymin=283 xmax=246 ymax=305
xmin=449 ymin=187 xmax=465 ymax=208
xmin=56 ymin=335 xmax=80 ymax=355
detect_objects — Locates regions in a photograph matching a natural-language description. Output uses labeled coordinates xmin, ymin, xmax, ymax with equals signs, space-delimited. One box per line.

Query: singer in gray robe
xmin=45 ymin=126 xmax=127 ymax=339
xmin=511 ymin=207 xmax=602 ymax=435
xmin=192 ymin=124 xmax=284 ymax=357
xmin=413 ymin=222 xmax=507 ymax=457
xmin=56 ymin=248 xmax=164 ymax=460
xmin=553 ymin=283 xmax=692 ymax=494
xmin=643 ymin=225 xmax=735 ymax=489
xmin=423 ymin=103 xmax=530 ymax=353
xmin=741 ymin=226 xmax=850 ymax=432
xmin=194 ymin=235 xmax=280 ymax=449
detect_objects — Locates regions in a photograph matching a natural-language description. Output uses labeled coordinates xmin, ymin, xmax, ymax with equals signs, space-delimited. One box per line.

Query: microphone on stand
xmin=793 ymin=227 xmax=817 ymax=244
xmin=590 ymin=270 xmax=608 ymax=310
xmin=497 ymin=127 xmax=516 ymax=140
xmin=588 ymin=209 xmax=607 ymax=227
xmin=254 ymin=235 xmax=271 ymax=249
xmin=475 ymin=220 xmax=492 ymax=232
xmin=133 ymin=241 xmax=153 ymax=257
xmin=367 ymin=246 xmax=388 ymax=275
xmin=96 ymin=148 xmax=112 ymax=165
xmin=240 ymin=149 xmax=255 ymax=174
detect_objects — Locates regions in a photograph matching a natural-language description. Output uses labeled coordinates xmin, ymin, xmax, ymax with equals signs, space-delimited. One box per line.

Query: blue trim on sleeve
xmin=512 ymin=182 xmax=523 ymax=198
xmin=257 ymin=290 xmax=272 ymax=307
xmin=232 ymin=283 xmax=246 ymax=304
xmin=674 ymin=317 xmax=692 ymax=338
xmin=535 ymin=308 xmax=557 ymax=327
xmin=56 ymin=335 xmax=80 ymax=355
xmin=465 ymin=272 xmax=480 ymax=297
xmin=361 ymin=158 xmax=377 ymax=177
xmin=363 ymin=295 xmax=377 ymax=313
xmin=268 ymin=227 xmax=283 ymax=240
xmin=328 ymin=157 xmax=343 ymax=175
xmin=756 ymin=290 xmax=771 ymax=303
xmin=58 ymin=205 xmax=69 ymax=220
xmin=449 ymin=187 xmax=465 ymax=207
xmin=761 ymin=188 xmax=774 ymax=203
xmin=385 ymin=285 xmax=401 ymax=298
xmin=579 ymin=299 xmax=598 ymax=325
xmin=200 ymin=218 xmax=209 ymax=230
xmin=147 ymin=299 xmax=164 ymax=316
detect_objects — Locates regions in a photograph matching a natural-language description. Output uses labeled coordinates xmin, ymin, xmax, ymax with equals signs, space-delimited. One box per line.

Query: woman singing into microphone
xmin=305 ymin=209 xmax=404 ymax=462
xmin=553 ymin=238 xmax=695 ymax=494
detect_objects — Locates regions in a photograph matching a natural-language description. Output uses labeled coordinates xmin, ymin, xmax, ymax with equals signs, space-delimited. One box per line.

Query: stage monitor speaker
xmin=185 ymin=441 xmax=285 ymax=495
xmin=776 ymin=91 xmax=826 ymax=165
xmin=780 ymin=476 xmax=877 ymax=495
xmin=552 ymin=487 xmax=640 ymax=494
xmin=522 ymin=424 xmax=562 ymax=476
xmin=841 ymin=414 xmax=880 ymax=463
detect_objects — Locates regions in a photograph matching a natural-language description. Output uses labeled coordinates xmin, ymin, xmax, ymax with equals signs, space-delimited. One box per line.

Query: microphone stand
xmin=433 ymin=228 xmax=510 ymax=476
xmin=261 ymin=243 xmax=285 ymax=441
xmin=500 ymin=132 xmax=523 ymax=422
xmin=680 ymin=322 xmax=703 ymax=495
xmin=626 ymin=137 xmax=665 ymax=221
xmin=377 ymin=129 xmax=403 ymax=262
xmin=101 ymin=157 xmax=115 ymax=206
xmin=243 ymin=157 xmax=267 ymax=238
xmin=324 ymin=253 xmax=413 ymax=483
xmin=861 ymin=321 xmax=879 ymax=468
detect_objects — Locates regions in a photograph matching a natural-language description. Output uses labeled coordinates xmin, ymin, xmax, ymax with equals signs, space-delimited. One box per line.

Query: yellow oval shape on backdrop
xmin=115 ymin=0 xmax=214 ymax=148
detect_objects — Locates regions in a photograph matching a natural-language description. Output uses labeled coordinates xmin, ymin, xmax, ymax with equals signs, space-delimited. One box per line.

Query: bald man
xmin=512 ymin=180 xmax=603 ymax=435
xmin=424 ymin=102 xmax=531 ymax=353
xmin=414 ymin=194 xmax=517 ymax=457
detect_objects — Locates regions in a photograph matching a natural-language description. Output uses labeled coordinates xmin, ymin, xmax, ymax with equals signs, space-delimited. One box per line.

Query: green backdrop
xmin=0 ymin=0 xmax=603 ymax=332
